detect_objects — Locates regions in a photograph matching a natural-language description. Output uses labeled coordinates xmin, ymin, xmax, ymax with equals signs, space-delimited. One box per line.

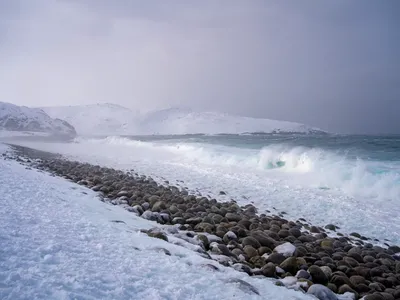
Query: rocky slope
xmin=0 ymin=102 xmax=76 ymax=137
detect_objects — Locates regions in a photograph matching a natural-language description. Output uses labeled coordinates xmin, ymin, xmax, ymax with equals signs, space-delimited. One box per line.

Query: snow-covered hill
xmin=41 ymin=104 xmax=324 ymax=136
xmin=0 ymin=102 xmax=76 ymax=137
xmin=42 ymin=103 xmax=139 ymax=136
xmin=138 ymin=107 xmax=323 ymax=135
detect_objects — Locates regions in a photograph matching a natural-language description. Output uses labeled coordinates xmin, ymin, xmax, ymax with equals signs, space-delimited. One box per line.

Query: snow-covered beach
xmin=1 ymin=143 xmax=318 ymax=300
xmin=2 ymin=142 xmax=400 ymax=300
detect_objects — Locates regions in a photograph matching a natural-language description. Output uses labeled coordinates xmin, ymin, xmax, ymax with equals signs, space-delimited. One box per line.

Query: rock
xmin=225 ymin=212 xmax=242 ymax=222
xmin=232 ymin=263 xmax=252 ymax=275
xmin=249 ymin=256 xmax=266 ymax=268
xmin=266 ymin=252 xmax=286 ymax=265
xmin=241 ymin=236 xmax=261 ymax=249
xmin=307 ymin=284 xmax=338 ymax=300
xmin=289 ymin=228 xmax=302 ymax=238
xmin=225 ymin=278 xmax=259 ymax=295
xmin=308 ymin=265 xmax=329 ymax=285
xmin=325 ymin=224 xmax=337 ymax=231
xmin=396 ymin=262 xmax=400 ymax=274
xmin=273 ymin=242 xmax=296 ymax=257
xmin=343 ymin=256 xmax=359 ymax=267
xmin=349 ymin=275 xmax=366 ymax=286
xmin=186 ymin=217 xmax=203 ymax=225
xmin=320 ymin=266 xmax=333 ymax=280
xmin=337 ymin=284 xmax=358 ymax=298
xmin=223 ymin=231 xmax=238 ymax=243
xmin=258 ymin=246 xmax=272 ymax=256
xmin=380 ymin=292 xmax=394 ymax=300
xmin=363 ymin=294 xmax=385 ymax=300
xmin=146 ymin=228 xmax=168 ymax=242
xmin=280 ymin=257 xmax=299 ymax=275
xmin=141 ymin=211 xmax=158 ymax=221
xmin=243 ymin=245 xmax=258 ymax=259
xmin=194 ymin=222 xmax=214 ymax=233
xmin=350 ymin=232 xmax=361 ymax=238
xmin=369 ymin=282 xmax=386 ymax=292
xmin=321 ymin=239 xmax=335 ymax=249
xmin=151 ymin=200 xmax=167 ymax=212
xmin=251 ymin=231 xmax=277 ymax=249
xmin=296 ymin=269 xmax=312 ymax=280
xmin=310 ymin=226 xmax=320 ymax=233
xmin=331 ymin=274 xmax=351 ymax=287
xmin=262 ymin=262 xmax=277 ymax=278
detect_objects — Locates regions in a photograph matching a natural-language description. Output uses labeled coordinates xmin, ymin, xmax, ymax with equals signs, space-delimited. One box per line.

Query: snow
xmin=41 ymin=103 xmax=140 ymax=136
xmin=0 ymin=144 xmax=315 ymax=300
xmin=0 ymin=102 xmax=76 ymax=137
xmin=273 ymin=242 xmax=296 ymax=257
xmin=41 ymin=104 xmax=323 ymax=136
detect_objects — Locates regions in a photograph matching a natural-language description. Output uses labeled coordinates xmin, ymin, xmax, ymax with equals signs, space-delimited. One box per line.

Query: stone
xmin=343 ymin=256 xmax=359 ymax=267
xmin=325 ymin=224 xmax=337 ymax=231
xmin=310 ymin=226 xmax=320 ymax=233
xmin=350 ymin=275 xmax=366 ymax=286
xmin=289 ymin=228 xmax=301 ymax=238
xmin=223 ymin=231 xmax=238 ymax=243
xmin=146 ymin=228 xmax=168 ymax=242
xmin=261 ymin=262 xmax=276 ymax=278
xmin=296 ymin=269 xmax=311 ymax=280
xmin=266 ymin=252 xmax=286 ymax=265
xmin=273 ymin=242 xmax=296 ymax=257
xmin=250 ymin=231 xmax=277 ymax=249
xmin=307 ymin=284 xmax=338 ymax=300
xmin=337 ymin=284 xmax=358 ymax=298
xmin=225 ymin=212 xmax=242 ymax=222
xmin=308 ymin=265 xmax=329 ymax=285
xmin=243 ymin=245 xmax=258 ymax=259
xmin=241 ymin=236 xmax=261 ymax=249
xmin=320 ymin=266 xmax=333 ymax=280
xmin=363 ymin=294 xmax=385 ymax=300
xmin=280 ymin=257 xmax=299 ymax=276
xmin=225 ymin=278 xmax=259 ymax=295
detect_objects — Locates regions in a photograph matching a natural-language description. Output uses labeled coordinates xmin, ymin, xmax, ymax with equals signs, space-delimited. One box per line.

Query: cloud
xmin=0 ymin=0 xmax=399 ymax=133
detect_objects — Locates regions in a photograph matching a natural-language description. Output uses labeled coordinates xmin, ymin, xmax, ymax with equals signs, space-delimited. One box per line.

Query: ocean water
xmin=11 ymin=133 xmax=400 ymax=245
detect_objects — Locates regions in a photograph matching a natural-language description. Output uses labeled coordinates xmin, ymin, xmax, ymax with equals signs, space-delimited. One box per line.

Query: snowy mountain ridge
xmin=41 ymin=103 xmax=324 ymax=136
xmin=0 ymin=101 xmax=76 ymax=137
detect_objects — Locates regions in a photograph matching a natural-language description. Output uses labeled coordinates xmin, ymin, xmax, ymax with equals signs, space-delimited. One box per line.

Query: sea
xmin=8 ymin=133 xmax=400 ymax=245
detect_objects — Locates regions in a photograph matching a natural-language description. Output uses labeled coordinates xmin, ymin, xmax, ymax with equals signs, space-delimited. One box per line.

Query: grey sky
xmin=0 ymin=0 xmax=399 ymax=134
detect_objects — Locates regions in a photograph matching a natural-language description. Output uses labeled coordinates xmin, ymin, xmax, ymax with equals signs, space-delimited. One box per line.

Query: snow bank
xmin=0 ymin=151 xmax=314 ymax=300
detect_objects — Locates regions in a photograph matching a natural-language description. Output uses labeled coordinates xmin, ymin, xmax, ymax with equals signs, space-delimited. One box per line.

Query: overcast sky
xmin=0 ymin=0 xmax=399 ymax=134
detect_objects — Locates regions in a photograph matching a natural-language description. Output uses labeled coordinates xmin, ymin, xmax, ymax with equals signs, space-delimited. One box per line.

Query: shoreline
xmin=4 ymin=143 xmax=400 ymax=300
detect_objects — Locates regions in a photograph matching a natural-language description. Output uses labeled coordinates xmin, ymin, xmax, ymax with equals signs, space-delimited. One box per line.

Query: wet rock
xmin=146 ymin=228 xmax=168 ymax=242
xmin=280 ymin=257 xmax=299 ymax=275
xmin=337 ymin=284 xmax=358 ymax=298
xmin=225 ymin=278 xmax=259 ymax=295
xmin=266 ymin=253 xmax=286 ymax=265
xmin=225 ymin=212 xmax=242 ymax=222
xmin=289 ymin=228 xmax=302 ymax=238
xmin=307 ymin=284 xmax=338 ymax=300
xmin=310 ymin=226 xmax=320 ymax=233
xmin=250 ymin=231 xmax=277 ymax=249
xmin=241 ymin=236 xmax=261 ymax=249
xmin=243 ymin=245 xmax=258 ymax=259
xmin=261 ymin=262 xmax=277 ymax=278
xmin=308 ymin=265 xmax=329 ymax=285
xmin=363 ymin=294 xmax=385 ymax=300
xmin=320 ymin=266 xmax=333 ymax=280
xmin=296 ymin=269 xmax=311 ymax=280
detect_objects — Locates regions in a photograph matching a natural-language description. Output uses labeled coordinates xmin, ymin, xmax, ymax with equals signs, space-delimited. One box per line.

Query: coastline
xmin=3 ymin=143 xmax=400 ymax=300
